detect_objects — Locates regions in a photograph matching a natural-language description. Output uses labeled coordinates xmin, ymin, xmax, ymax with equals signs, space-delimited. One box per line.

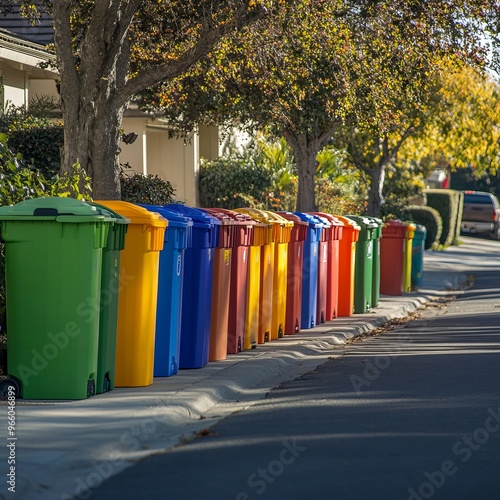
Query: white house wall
xmin=120 ymin=117 xmax=201 ymax=206
xmin=29 ymin=78 xmax=59 ymax=102
xmin=1 ymin=64 xmax=27 ymax=108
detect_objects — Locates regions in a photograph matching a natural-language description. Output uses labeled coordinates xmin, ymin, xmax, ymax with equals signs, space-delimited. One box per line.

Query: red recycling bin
xmin=310 ymin=212 xmax=344 ymax=321
xmin=204 ymin=209 xmax=255 ymax=354
xmin=380 ymin=219 xmax=406 ymax=296
xmin=201 ymin=209 xmax=236 ymax=361
xmin=277 ymin=212 xmax=308 ymax=335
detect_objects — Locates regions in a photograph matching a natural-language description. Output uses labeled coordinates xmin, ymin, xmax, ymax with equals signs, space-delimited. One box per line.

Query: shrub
xmin=402 ymin=205 xmax=443 ymax=250
xmin=0 ymin=101 xmax=63 ymax=179
xmin=120 ymin=168 xmax=176 ymax=205
xmin=425 ymin=189 xmax=461 ymax=247
xmin=315 ymin=177 xmax=366 ymax=215
xmin=199 ymin=153 xmax=273 ymax=209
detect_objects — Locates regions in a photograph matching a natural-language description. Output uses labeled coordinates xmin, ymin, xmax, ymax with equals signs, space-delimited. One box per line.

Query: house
xmin=0 ymin=28 xmax=57 ymax=112
xmin=0 ymin=11 xmax=222 ymax=206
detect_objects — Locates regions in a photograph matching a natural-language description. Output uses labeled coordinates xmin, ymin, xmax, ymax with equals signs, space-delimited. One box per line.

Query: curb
xmin=15 ymin=286 xmax=463 ymax=500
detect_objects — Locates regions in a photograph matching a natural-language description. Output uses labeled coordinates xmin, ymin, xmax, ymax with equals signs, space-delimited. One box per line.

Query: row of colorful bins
xmin=0 ymin=197 xmax=426 ymax=400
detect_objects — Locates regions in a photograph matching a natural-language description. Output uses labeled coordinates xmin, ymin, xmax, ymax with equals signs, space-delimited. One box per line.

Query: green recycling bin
xmin=363 ymin=216 xmax=383 ymax=308
xmin=0 ymin=197 xmax=113 ymax=400
xmin=346 ymin=216 xmax=378 ymax=314
xmin=88 ymin=203 xmax=129 ymax=394
xmin=411 ymin=225 xmax=427 ymax=289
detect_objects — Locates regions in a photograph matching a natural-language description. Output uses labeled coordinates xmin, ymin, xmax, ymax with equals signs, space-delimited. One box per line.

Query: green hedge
xmin=0 ymin=112 xmax=63 ymax=179
xmin=425 ymin=189 xmax=461 ymax=247
xmin=454 ymin=191 xmax=464 ymax=242
xmin=402 ymin=205 xmax=443 ymax=250
xmin=199 ymin=156 xmax=273 ymax=209
xmin=120 ymin=171 xmax=176 ymax=205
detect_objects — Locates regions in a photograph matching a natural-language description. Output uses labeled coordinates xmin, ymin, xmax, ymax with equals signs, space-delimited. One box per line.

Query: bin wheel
xmin=103 ymin=378 xmax=111 ymax=393
xmin=0 ymin=377 xmax=21 ymax=401
xmin=278 ymin=325 xmax=283 ymax=339
xmin=87 ymin=380 xmax=95 ymax=398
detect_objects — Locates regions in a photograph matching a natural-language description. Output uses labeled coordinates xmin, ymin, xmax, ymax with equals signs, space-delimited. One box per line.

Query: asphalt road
xmin=92 ymin=243 xmax=500 ymax=500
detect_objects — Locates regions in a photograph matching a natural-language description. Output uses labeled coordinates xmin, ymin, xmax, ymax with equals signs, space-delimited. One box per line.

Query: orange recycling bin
xmin=201 ymin=209 xmax=235 ymax=362
xmin=96 ymin=201 xmax=167 ymax=387
xmin=234 ymin=208 xmax=277 ymax=344
xmin=277 ymin=212 xmax=309 ymax=334
xmin=205 ymin=209 xmax=254 ymax=354
xmin=310 ymin=212 xmax=344 ymax=321
xmin=334 ymin=216 xmax=360 ymax=317
xmin=380 ymin=219 xmax=407 ymax=296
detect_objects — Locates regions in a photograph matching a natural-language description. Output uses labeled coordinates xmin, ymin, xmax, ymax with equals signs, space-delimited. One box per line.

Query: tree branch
xmin=117 ymin=5 xmax=266 ymax=107
xmin=52 ymin=1 xmax=79 ymax=94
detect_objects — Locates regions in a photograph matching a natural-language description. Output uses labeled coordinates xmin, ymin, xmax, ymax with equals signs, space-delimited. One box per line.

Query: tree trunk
xmin=367 ymin=163 xmax=385 ymax=216
xmin=60 ymin=93 xmax=125 ymax=200
xmin=285 ymin=132 xmax=320 ymax=212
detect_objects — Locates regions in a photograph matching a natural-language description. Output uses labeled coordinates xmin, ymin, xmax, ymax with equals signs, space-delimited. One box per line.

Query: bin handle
xmin=33 ymin=208 xmax=59 ymax=216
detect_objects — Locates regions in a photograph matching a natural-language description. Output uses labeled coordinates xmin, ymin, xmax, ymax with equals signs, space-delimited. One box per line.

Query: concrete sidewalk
xmin=1 ymin=236 xmax=496 ymax=500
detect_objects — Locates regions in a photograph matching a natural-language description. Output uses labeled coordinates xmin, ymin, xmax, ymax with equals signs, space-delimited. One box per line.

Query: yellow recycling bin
xmin=403 ymin=222 xmax=416 ymax=293
xmin=96 ymin=201 xmax=167 ymax=387
xmin=235 ymin=209 xmax=271 ymax=349
xmin=267 ymin=212 xmax=293 ymax=340
xmin=235 ymin=209 xmax=292 ymax=343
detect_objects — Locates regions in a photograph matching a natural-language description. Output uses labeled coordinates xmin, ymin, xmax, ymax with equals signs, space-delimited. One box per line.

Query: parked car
xmin=461 ymin=190 xmax=500 ymax=240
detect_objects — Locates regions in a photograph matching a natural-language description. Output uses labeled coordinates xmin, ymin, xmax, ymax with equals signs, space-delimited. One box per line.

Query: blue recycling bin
xmin=293 ymin=212 xmax=323 ymax=329
xmin=411 ymin=224 xmax=427 ymax=289
xmin=138 ymin=204 xmax=193 ymax=376
xmin=164 ymin=204 xmax=220 ymax=369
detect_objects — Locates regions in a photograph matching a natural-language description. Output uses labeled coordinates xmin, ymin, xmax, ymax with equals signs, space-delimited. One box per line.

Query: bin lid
xmin=201 ymin=208 xmax=238 ymax=248
xmin=293 ymin=212 xmax=324 ymax=229
xmin=164 ymin=204 xmax=221 ymax=230
xmin=276 ymin=211 xmax=309 ymax=242
xmin=309 ymin=211 xmax=344 ymax=241
xmin=361 ymin=216 xmax=383 ymax=238
xmin=415 ymin=224 xmax=427 ymax=238
xmin=345 ymin=215 xmax=378 ymax=240
xmin=139 ymin=204 xmax=193 ymax=249
xmin=0 ymin=197 xmax=114 ymax=223
xmin=138 ymin=204 xmax=193 ymax=230
xmin=96 ymin=200 xmax=168 ymax=227
xmin=382 ymin=219 xmax=407 ymax=238
xmin=260 ymin=210 xmax=293 ymax=243
xmin=405 ymin=221 xmax=417 ymax=239
xmin=204 ymin=208 xmax=255 ymax=226
xmin=202 ymin=208 xmax=236 ymax=226
xmin=307 ymin=213 xmax=334 ymax=242
xmin=309 ymin=212 xmax=344 ymax=227
xmin=88 ymin=201 xmax=130 ymax=225
xmin=333 ymin=215 xmax=361 ymax=242
xmin=202 ymin=208 xmax=255 ymax=247
xmin=234 ymin=208 xmax=273 ymax=246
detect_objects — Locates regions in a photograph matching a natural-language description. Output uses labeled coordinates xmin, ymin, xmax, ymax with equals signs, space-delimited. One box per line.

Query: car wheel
xmin=492 ymin=226 xmax=500 ymax=240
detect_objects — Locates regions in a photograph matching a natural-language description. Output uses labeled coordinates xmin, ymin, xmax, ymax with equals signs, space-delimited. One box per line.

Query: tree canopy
xmin=142 ymin=0 xmax=499 ymax=211
xmin=0 ymin=0 xmax=274 ymax=198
